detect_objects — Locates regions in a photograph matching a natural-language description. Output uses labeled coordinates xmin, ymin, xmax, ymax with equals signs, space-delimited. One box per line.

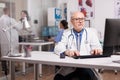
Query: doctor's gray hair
xmin=70 ymin=11 xmax=76 ymax=19
xmin=70 ymin=11 xmax=85 ymax=19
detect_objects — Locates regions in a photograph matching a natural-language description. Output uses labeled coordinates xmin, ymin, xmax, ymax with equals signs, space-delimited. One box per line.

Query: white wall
xmin=94 ymin=0 xmax=114 ymax=41
xmin=27 ymin=0 xmax=115 ymax=40
xmin=27 ymin=0 xmax=79 ymax=37
xmin=27 ymin=0 xmax=57 ymax=37
xmin=27 ymin=0 xmax=42 ymax=37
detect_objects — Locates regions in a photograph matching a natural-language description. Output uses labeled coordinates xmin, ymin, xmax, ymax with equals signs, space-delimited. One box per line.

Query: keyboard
xmin=73 ymin=55 xmax=109 ymax=59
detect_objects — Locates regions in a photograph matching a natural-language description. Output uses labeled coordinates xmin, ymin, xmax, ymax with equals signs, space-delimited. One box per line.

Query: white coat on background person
xmin=54 ymin=11 xmax=103 ymax=80
xmin=0 ymin=7 xmax=19 ymax=56
xmin=15 ymin=10 xmax=35 ymax=43
xmin=19 ymin=10 xmax=33 ymax=35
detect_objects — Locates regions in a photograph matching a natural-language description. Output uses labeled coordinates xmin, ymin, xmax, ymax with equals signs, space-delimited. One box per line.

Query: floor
xmin=0 ymin=64 xmax=120 ymax=80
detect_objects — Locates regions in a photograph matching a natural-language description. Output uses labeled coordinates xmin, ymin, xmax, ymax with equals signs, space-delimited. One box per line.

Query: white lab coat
xmin=54 ymin=27 xmax=102 ymax=80
xmin=0 ymin=14 xmax=19 ymax=56
xmin=54 ymin=28 xmax=102 ymax=55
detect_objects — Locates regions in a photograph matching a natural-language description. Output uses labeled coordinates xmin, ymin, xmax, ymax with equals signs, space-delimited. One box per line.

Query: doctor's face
xmin=71 ymin=12 xmax=85 ymax=32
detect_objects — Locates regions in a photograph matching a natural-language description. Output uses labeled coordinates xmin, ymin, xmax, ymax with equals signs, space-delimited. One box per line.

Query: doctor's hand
xmin=90 ymin=49 xmax=103 ymax=55
xmin=65 ymin=50 xmax=80 ymax=57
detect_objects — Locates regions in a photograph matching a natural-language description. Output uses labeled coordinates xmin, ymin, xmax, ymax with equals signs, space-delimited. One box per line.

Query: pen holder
xmin=24 ymin=45 xmax=32 ymax=57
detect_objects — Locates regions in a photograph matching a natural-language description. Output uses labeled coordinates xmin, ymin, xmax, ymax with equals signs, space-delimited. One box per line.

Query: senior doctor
xmin=54 ymin=11 xmax=103 ymax=80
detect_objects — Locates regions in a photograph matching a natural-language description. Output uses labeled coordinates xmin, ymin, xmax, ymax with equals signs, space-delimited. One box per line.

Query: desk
xmin=18 ymin=41 xmax=54 ymax=75
xmin=2 ymin=51 xmax=120 ymax=80
xmin=19 ymin=41 xmax=54 ymax=51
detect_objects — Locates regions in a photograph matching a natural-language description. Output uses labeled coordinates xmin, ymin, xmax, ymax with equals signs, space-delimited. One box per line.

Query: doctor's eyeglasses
xmin=72 ymin=18 xmax=85 ymax=22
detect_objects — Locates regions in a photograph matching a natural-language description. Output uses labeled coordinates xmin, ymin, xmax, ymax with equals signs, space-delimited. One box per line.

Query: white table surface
xmin=2 ymin=51 xmax=120 ymax=80
xmin=2 ymin=51 xmax=120 ymax=69
xmin=18 ymin=41 xmax=54 ymax=46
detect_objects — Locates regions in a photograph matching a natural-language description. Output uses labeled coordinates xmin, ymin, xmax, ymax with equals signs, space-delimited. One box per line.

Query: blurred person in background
xmin=18 ymin=10 xmax=33 ymax=42
xmin=48 ymin=20 xmax=68 ymax=52
xmin=0 ymin=7 xmax=19 ymax=75
xmin=48 ymin=20 xmax=68 ymax=43
xmin=17 ymin=10 xmax=35 ymax=52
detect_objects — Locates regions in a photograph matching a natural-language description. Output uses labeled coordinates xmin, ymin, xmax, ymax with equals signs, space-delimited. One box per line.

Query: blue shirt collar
xmin=73 ymin=28 xmax=84 ymax=36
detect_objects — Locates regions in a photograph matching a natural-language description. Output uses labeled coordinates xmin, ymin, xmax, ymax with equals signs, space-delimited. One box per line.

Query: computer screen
xmin=103 ymin=19 xmax=120 ymax=55
xmin=41 ymin=26 xmax=59 ymax=37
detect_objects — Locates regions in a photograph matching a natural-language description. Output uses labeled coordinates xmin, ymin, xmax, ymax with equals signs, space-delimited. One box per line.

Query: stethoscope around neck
xmin=67 ymin=28 xmax=88 ymax=49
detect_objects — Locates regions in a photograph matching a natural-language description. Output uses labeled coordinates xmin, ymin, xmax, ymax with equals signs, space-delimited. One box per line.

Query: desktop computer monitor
xmin=103 ymin=19 xmax=120 ymax=55
xmin=42 ymin=26 xmax=59 ymax=37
